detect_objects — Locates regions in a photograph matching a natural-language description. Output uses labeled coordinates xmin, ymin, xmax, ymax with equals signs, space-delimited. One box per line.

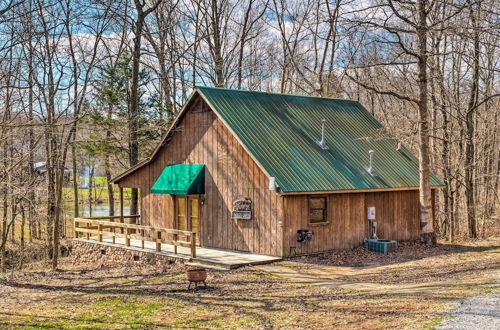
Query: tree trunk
xmin=10 ymin=200 xmax=15 ymax=242
xmin=210 ymin=0 xmax=224 ymax=87
xmin=129 ymin=0 xmax=161 ymax=217
xmin=88 ymin=164 xmax=94 ymax=217
xmin=464 ymin=0 xmax=480 ymax=239
xmin=416 ymin=0 xmax=435 ymax=244
xmin=129 ymin=5 xmax=145 ymax=217
xmin=44 ymin=26 xmax=57 ymax=260
xmin=46 ymin=130 xmax=56 ymax=261
xmin=105 ymin=160 xmax=115 ymax=217
xmin=1 ymin=181 xmax=7 ymax=272
xmin=442 ymin=105 xmax=453 ymax=241
xmin=20 ymin=203 xmax=25 ymax=270
xmin=106 ymin=105 xmax=115 ymax=217
xmin=28 ymin=39 xmax=36 ymax=241
xmin=52 ymin=164 xmax=66 ymax=271
xmin=71 ymin=143 xmax=79 ymax=218
xmin=237 ymin=0 xmax=255 ymax=89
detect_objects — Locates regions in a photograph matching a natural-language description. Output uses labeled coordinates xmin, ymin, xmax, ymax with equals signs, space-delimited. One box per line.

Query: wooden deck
xmin=73 ymin=217 xmax=281 ymax=269
xmin=75 ymin=236 xmax=281 ymax=270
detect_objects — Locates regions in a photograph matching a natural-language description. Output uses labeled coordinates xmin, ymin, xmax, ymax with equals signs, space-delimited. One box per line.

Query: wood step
xmin=185 ymin=262 xmax=230 ymax=271
xmin=189 ymin=258 xmax=239 ymax=270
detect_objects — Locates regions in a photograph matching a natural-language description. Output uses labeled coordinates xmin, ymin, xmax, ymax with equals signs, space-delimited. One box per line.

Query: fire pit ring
xmin=186 ymin=266 xmax=208 ymax=289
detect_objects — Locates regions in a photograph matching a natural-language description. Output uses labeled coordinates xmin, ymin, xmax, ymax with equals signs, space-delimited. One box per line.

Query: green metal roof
xmin=197 ymin=87 xmax=443 ymax=193
xmin=151 ymin=164 xmax=205 ymax=195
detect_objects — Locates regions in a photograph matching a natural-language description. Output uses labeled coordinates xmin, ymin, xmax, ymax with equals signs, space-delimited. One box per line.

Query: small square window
xmin=309 ymin=196 xmax=328 ymax=224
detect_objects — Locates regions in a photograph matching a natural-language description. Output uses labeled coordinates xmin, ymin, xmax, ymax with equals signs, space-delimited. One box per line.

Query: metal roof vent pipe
xmin=366 ymin=150 xmax=377 ymax=176
xmin=317 ymin=119 xmax=329 ymax=150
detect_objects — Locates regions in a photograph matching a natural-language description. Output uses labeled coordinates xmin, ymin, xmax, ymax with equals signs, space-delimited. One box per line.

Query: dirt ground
xmin=0 ymin=238 xmax=499 ymax=329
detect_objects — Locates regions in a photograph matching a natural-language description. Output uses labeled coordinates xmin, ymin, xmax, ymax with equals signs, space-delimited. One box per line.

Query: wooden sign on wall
xmin=231 ymin=197 xmax=252 ymax=220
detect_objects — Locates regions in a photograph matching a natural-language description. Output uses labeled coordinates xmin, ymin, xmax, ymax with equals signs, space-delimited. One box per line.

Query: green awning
xmin=151 ymin=164 xmax=205 ymax=195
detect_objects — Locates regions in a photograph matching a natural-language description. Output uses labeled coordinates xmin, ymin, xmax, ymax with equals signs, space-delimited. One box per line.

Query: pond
xmin=63 ymin=203 xmax=133 ymax=218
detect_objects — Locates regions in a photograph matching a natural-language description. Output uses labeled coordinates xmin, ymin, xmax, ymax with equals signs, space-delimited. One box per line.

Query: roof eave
xmin=280 ymin=185 xmax=445 ymax=195
xmin=110 ymin=158 xmax=151 ymax=184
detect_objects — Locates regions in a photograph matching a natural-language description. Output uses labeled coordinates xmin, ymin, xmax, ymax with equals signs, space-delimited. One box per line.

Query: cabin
xmin=109 ymin=87 xmax=443 ymax=258
xmin=34 ymin=161 xmax=72 ymax=185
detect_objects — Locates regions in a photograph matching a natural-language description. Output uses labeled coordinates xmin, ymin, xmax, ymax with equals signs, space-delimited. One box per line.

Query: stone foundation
xmin=70 ymin=239 xmax=186 ymax=267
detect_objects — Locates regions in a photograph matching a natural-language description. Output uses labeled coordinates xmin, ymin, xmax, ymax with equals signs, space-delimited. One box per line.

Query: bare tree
xmin=128 ymin=0 xmax=162 ymax=216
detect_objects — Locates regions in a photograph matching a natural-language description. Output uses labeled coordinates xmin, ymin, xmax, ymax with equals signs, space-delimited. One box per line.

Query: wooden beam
xmin=174 ymin=233 xmax=178 ymax=254
xmin=156 ymin=230 xmax=161 ymax=252
xmin=76 ymin=215 xmax=139 ymax=220
xmin=125 ymin=227 xmax=130 ymax=247
xmin=119 ymin=187 xmax=124 ymax=234
xmin=111 ymin=218 xmax=115 ymax=244
xmin=98 ymin=224 xmax=103 ymax=242
xmin=119 ymin=187 xmax=124 ymax=221
xmin=191 ymin=232 xmax=196 ymax=258
xmin=74 ymin=218 xmax=195 ymax=235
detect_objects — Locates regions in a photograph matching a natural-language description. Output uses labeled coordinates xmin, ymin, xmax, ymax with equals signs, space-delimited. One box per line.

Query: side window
xmin=309 ymin=196 xmax=328 ymax=224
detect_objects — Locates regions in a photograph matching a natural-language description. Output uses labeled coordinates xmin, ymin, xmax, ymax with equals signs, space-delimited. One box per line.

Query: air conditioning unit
xmin=365 ymin=239 xmax=397 ymax=254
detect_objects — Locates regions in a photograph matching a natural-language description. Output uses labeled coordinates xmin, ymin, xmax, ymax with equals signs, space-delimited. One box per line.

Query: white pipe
xmin=318 ymin=119 xmax=328 ymax=149
xmin=367 ymin=150 xmax=375 ymax=175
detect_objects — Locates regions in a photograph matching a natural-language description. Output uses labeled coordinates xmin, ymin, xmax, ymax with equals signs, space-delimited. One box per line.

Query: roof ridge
xmin=195 ymin=85 xmax=360 ymax=103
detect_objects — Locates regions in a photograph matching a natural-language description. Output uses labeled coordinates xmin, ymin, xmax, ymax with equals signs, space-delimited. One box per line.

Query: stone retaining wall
xmin=70 ymin=239 xmax=185 ymax=268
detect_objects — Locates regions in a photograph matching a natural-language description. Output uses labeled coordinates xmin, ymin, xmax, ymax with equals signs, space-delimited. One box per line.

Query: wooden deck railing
xmin=74 ymin=216 xmax=197 ymax=258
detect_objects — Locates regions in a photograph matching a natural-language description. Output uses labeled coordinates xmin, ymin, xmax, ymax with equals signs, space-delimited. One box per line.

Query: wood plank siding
xmin=117 ymin=96 xmax=283 ymax=256
xmin=282 ymin=190 xmax=423 ymax=257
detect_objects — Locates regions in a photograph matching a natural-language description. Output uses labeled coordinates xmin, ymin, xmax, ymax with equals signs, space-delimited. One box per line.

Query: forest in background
xmin=0 ymin=0 xmax=498 ymax=271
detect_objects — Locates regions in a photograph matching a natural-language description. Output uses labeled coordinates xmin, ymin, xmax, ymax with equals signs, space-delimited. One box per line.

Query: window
xmin=309 ymin=196 xmax=328 ymax=224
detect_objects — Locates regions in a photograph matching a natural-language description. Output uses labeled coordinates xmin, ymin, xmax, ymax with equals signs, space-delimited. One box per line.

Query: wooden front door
xmin=175 ymin=195 xmax=200 ymax=243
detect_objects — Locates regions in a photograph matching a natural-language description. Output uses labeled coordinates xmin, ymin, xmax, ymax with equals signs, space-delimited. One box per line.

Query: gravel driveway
xmin=438 ymin=289 xmax=500 ymax=329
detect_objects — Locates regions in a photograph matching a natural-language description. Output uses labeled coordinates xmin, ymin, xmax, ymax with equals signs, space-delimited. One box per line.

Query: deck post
xmin=98 ymin=224 xmax=103 ymax=242
xmin=74 ymin=220 xmax=78 ymax=239
xmin=119 ymin=187 xmax=124 ymax=234
xmin=109 ymin=219 xmax=116 ymax=244
xmin=173 ymin=233 xmax=178 ymax=254
xmin=125 ymin=227 xmax=130 ymax=247
xmin=191 ymin=232 xmax=196 ymax=259
xmin=86 ymin=222 xmax=90 ymax=240
xmin=156 ymin=230 xmax=161 ymax=252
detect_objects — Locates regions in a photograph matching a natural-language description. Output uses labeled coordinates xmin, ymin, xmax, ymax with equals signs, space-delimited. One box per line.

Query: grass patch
xmin=483 ymin=285 xmax=500 ymax=294
xmin=61 ymin=177 xmax=133 ymax=204
xmin=171 ymin=315 xmax=225 ymax=328
xmin=14 ymin=297 xmax=164 ymax=329
xmin=420 ymin=315 xmax=455 ymax=330
xmin=146 ymin=271 xmax=184 ymax=283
